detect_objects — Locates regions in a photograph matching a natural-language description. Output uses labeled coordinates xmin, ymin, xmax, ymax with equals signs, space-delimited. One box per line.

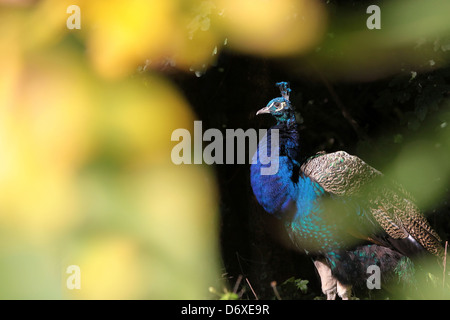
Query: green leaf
xmin=295 ymin=279 xmax=309 ymax=294
xmin=220 ymin=292 xmax=239 ymax=300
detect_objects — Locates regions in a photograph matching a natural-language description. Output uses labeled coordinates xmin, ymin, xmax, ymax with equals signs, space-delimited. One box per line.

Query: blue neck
xmin=250 ymin=116 xmax=305 ymax=218
xmin=275 ymin=114 xmax=296 ymax=127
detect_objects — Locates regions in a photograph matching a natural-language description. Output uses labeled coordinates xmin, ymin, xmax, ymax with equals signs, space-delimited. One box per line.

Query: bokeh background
xmin=0 ymin=0 xmax=449 ymax=299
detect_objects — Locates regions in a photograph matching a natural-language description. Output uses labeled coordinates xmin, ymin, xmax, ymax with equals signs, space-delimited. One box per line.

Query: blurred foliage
xmin=305 ymin=0 xmax=450 ymax=81
xmin=0 ymin=0 xmax=449 ymax=300
xmin=0 ymin=0 xmax=233 ymax=299
xmin=208 ymin=285 xmax=240 ymax=300
xmin=282 ymin=277 xmax=309 ymax=295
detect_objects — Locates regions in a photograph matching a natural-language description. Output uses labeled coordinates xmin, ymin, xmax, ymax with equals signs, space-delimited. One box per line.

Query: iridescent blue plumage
xmin=250 ymin=83 xmax=350 ymax=253
xmin=250 ymin=122 xmax=299 ymax=217
xmin=250 ymin=82 xmax=441 ymax=299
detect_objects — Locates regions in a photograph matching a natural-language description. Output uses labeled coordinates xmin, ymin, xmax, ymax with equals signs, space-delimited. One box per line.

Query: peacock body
xmin=250 ymin=82 xmax=443 ymax=299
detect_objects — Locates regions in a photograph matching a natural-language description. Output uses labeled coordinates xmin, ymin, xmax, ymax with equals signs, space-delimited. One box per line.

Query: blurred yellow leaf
xmin=66 ymin=236 xmax=145 ymax=299
xmin=0 ymin=46 xmax=94 ymax=242
xmin=216 ymin=0 xmax=326 ymax=56
xmin=25 ymin=0 xmax=75 ymax=50
xmin=98 ymin=76 xmax=195 ymax=166
xmin=171 ymin=0 xmax=222 ymax=72
xmin=0 ymin=3 xmax=222 ymax=299
xmin=78 ymin=0 xmax=176 ymax=78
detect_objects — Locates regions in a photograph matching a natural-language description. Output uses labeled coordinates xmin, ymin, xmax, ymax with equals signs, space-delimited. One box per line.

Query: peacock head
xmin=255 ymin=82 xmax=295 ymax=123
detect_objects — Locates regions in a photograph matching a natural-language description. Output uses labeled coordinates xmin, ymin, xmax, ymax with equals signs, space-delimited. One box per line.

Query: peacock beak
xmin=256 ymin=104 xmax=272 ymax=116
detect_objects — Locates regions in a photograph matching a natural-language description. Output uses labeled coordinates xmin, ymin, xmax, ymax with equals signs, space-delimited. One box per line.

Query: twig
xmin=271 ymin=281 xmax=282 ymax=300
xmin=443 ymin=241 xmax=448 ymax=289
xmin=233 ymin=275 xmax=243 ymax=294
xmin=246 ymin=277 xmax=258 ymax=300
xmin=235 ymin=252 xmax=259 ymax=299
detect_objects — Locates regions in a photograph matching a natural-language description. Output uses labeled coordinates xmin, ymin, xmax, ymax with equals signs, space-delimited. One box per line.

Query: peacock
xmin=250 ymin=82 xmax=443 ymax=299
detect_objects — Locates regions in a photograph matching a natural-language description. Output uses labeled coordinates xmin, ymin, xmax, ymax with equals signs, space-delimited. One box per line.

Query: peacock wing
xmin=301 ymin=151 xmax=443 ymax=256
xmin=369 ymin=182 xmax=443 ymax=256
xmin=300 ymin=151 xmax=382 ymax=196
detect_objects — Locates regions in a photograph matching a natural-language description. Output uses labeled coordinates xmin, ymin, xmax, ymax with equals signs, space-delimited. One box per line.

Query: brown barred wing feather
xmin=301 ymin=151 xmax=443 ymax=257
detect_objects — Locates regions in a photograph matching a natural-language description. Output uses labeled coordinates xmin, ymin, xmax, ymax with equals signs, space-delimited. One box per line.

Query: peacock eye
xmin=275 ymin=102 xmax=285 ymax=111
